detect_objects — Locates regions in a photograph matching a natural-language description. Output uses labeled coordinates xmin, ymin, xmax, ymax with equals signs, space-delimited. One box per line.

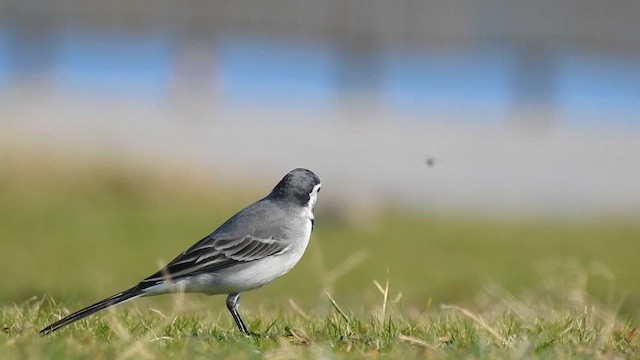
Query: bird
xmin=40 ymin=168 xmax=321 ymax=335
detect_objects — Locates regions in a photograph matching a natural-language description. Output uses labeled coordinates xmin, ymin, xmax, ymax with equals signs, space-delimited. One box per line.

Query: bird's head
xmin=270 ymin=168 xmax=321 ymax=207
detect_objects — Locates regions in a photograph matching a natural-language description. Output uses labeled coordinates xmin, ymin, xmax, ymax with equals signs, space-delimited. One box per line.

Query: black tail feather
xmin=40 ymin=286 xmax=145 ymax=335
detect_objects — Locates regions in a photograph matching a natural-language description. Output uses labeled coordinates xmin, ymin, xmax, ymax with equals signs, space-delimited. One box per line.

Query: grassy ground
xmin=3 ymin=293 xmax=639 ymax=359
xmin=2 ymin=148 xmax=640 ymax=358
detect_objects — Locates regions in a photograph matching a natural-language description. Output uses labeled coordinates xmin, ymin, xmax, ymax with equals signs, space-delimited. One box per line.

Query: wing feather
xmin=141 ymin=235 xmax=288 ymax=285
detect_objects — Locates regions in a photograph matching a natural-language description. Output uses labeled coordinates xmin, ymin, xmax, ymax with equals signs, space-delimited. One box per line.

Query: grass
xmin=3 ymin=287 xmax=639 ymax=359
xmin=2 ymin=147 xmax=640 ymax=358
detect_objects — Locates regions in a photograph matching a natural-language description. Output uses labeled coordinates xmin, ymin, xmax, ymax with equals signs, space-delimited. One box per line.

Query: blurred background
xmin=1 ymin=0 xmax=640 ymax=316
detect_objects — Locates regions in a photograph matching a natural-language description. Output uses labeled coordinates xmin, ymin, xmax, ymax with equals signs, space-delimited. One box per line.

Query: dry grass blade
xmin=324 ymin=249 xmax=370 ymax=289
xmin=373 ymin=277 xmax=389 ymax=320
xmin=149 ymin=336 xmax=173 ymax=343
xmin=325 ymin=292 xmax=350 ymax=324
xmin=398 ymin=334 xmax=438 ymax=351
xmin=288 ymin=298 xmax=311 ymax=321
xmin=441 ymin=304 xmax=511 ymax=347
xmin=288 ymin=328 xmax=312 ymax=345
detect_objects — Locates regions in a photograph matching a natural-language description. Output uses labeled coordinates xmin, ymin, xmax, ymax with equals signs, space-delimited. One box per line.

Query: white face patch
xmin=308 ymin=183 xmax=321 ymax=209
xmin=305 ymin=183 xmax=322 ymax=220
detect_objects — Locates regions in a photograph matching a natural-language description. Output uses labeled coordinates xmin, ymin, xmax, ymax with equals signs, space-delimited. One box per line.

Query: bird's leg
xmin=226 ymin=293 xmax=250 ymax=335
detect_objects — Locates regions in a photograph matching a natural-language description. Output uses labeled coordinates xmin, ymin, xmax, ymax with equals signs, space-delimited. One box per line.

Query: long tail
xmin=40 ymin=286 xmax=145 ymax=335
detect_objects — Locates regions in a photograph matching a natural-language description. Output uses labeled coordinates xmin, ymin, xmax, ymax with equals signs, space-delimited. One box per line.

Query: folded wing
xmin=141 ymin=235 xmax=289 ymax=285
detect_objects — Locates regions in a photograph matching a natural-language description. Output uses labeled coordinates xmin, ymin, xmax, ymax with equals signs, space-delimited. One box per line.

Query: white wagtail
xmin=40 ymin=168 xmax=321 ymax=335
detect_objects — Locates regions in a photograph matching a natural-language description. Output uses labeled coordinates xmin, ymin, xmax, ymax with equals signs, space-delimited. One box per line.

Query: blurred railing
xmin=1 ymin=0 xmax=638 ymax=120
xmin=3 ymin=0 xmax=639 ymax=51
